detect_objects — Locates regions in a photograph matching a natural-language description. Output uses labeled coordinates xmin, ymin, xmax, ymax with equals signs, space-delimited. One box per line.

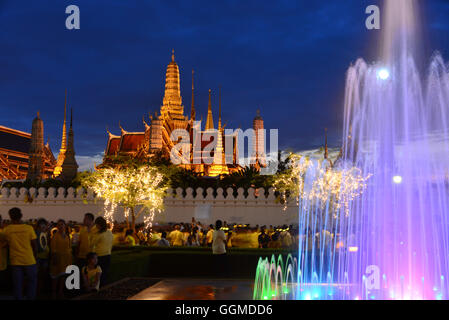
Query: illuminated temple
xmin=0 ymin=92 xmax=78 ymax=183
xmin=103 ymin=51 xmax=266 ymax=176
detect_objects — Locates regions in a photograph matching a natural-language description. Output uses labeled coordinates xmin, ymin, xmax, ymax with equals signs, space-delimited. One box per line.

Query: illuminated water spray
xmin=255 ymin=0 xmax=449 ymax=300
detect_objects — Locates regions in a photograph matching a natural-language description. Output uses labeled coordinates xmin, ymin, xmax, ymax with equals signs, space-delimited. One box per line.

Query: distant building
xmin=0 ymin=121 xmax=55 ymax=182
xmin=0 ymin=93 xmax=78 ymax=183
xmin=103 ymin=50 xmax=265 ymax=176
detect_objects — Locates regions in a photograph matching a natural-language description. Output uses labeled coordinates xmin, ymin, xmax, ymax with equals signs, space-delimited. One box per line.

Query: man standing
xmin=3 ymin=208 xmax=38 ymax=300
xmin=205 ymin=224 xmax=214 ymax=247
xmin=212 ymin=220 xmax=228 ymax=278
xmin=75 ymin=213 xmax=95 ymax=268
xmin=156 ymin=231 xmax=170 ymax=247
xmin=258 ymin=227 xmax=270 ymax=249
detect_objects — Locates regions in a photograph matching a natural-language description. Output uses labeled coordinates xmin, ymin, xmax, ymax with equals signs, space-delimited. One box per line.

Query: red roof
xmin=119 ymin=133 xmax=145 ymax=152
xmin=106 ymin=137 xmax=120 ymax=155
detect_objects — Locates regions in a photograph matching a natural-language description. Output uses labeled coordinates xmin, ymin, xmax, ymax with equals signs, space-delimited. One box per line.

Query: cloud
xmin=53 ymin=152 xmax=103 ymax=171
xmin=76 ymin=154 xmax=104 ymax=171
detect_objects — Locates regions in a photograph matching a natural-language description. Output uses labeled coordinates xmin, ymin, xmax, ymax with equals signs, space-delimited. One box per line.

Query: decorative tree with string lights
xmin=82 ymin=165 xmax=168 ymax=232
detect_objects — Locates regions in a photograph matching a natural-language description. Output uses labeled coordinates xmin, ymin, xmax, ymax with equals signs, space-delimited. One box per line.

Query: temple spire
xmin=209 ymin=86 xmax=228 ymax=177
xmin=191 ymin=69 xmax=196 ymax=121
xmin=324 ymin=128 xmax=329 ymax=159
xmin=60 ymin=108 xmax=78 ymax=182
xmin=205 ymin=89 xmax=214 ymax=130
xmin=53 ymin=90 xmax=68 ymax=177
xmin=161 ymin=49 xmax=183 ymax=119
xmin=218 ymin=86 xmax=222 ymax=130
xmin=62 ymin=90 xmax=67 ymax=149
xmin=27 ymin=111 xmax=45 ymax=181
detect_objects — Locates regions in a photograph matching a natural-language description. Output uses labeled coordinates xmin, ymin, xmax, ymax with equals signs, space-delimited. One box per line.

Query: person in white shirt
xmin=212 ymin=220 xmax=229 ymax=278
xmin=156 ymin=231 xmax=170 ymax=247
xmin=212 ymin=220 xmax=226 ymax=254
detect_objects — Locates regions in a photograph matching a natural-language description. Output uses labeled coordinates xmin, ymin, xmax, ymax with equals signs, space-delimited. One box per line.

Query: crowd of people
xmin=0 ymin=208 xmax=113 ymax=300
xmin=0 ymin=208 xmax=298 ymax=300
xmin=112 ymin=218 xmax=298 ymax=250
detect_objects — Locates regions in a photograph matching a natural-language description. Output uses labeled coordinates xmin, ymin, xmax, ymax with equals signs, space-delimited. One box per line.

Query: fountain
xmin=255 ymin=0 xmax=449 ymax=300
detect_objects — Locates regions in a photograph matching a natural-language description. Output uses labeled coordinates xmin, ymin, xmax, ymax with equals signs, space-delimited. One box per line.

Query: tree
xmin=272 ymin=152 xmax=371 ymax=214
xmin=81 ymin=165 xmax=168 ymax=232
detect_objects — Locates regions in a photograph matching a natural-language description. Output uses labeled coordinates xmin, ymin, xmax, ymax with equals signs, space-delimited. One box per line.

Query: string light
xmin=273 ymin=153 xmax=371 ymax=215
xmin=83 ymin=166 xmax=168 ymax=232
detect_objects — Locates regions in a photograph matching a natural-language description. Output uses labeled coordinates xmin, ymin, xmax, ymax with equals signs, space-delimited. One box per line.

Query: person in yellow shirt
xmin=205 ymin=225 xmax=214 ymax=247
xmin=0 ymin=215 xmax=8 ymax=272
xmin=3 ymin=207 xmax=38 ymax=300
xmin=124 ymin=229 xmax=136 ymax=247
xmin=50 ymin=219 xmax=72 ymax=300
xmin=168 ymin=225 xmax=184 ymax=246
xmin=75 ymin=213 xmax=95 ymax=268
xmin=82 ymin=252 xmax=102 ymax=292
xmin=91 ymin=217 xmax=113 ymax=287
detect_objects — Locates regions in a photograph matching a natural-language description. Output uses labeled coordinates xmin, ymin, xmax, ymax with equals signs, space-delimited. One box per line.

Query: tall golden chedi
xmin=205 ymin=89 xmax=214 ymax=131
xmin=160 ymin=50 xmax=188 ymax=126
xmin=53 ymin=90 xmax=68 ymax=177
xmin=27 ymin=112 xmax=45 ymax=181
xmin=103 ymin=50 xmax=263 ymax=176
xmin=59 ymin=109 xmax=78 ymax=182
xmin=208 ymin=87 xmax=229 ymax=176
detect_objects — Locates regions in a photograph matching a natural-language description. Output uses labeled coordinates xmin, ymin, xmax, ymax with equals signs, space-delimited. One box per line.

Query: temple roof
xmin=0 ymin=125 xmax=56 ymax=181
xmin=106 ymin=137 xmax=121 ymax=156
xmin=0 ymin=125 xmax=31 ymax=154
xmin=119 ymin=132 xmax=146 ymax=153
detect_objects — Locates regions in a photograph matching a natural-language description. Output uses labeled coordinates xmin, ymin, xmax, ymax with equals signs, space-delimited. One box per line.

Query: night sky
xmin=1 ymin=0 xmax=449 ymax=170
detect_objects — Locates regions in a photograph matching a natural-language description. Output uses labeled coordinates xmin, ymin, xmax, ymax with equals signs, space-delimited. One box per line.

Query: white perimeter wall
xmin=0 ymin=187 xmax=298 ymax=226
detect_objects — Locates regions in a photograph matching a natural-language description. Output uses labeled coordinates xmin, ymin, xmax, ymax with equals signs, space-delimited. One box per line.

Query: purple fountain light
xmin=294 ymin=0 xmax=449 ymax=300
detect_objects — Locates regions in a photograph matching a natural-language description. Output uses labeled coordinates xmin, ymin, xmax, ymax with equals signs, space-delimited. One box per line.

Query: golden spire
xmin=218 ymin=86 xmax=222 ymax=130
xmin=205 ymin=89 xmax=214 ymax=130
xmin=61 ymin=90 xmax=68 ymax=150
xmin=53 ymin=90 xmax=68 ymax=177
xmin=209 ymin=85 xmax=229 ymax=177
xmin=191 ymin=69 xmax=196 ymax=121
xmin=60 ymin=107 xmax=78 ymax=182
xmin=161 ymin=49 xmax=183 ymax=119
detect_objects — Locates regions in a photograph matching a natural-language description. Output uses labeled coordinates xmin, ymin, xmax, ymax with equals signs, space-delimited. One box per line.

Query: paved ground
xmin=129 ymin=279 xmax=254 ymax=300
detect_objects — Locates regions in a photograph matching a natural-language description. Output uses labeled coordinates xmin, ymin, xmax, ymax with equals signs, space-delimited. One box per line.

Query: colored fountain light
xmin=254 ymin=0 xmax=449 ymax=301
xmin=377 ymin=68 xmax=390 ymax=80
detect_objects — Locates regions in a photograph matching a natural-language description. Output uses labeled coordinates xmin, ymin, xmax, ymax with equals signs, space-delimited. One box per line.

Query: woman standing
xmin=49 ymin=219 xmax=72 ymax=299
xmin=90 ymin=217 xmax=113 ymax=287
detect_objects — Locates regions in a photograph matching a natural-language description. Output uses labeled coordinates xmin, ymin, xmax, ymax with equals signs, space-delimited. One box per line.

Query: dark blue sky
xmin=1 ymin=0 xmax=449 ymax=169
